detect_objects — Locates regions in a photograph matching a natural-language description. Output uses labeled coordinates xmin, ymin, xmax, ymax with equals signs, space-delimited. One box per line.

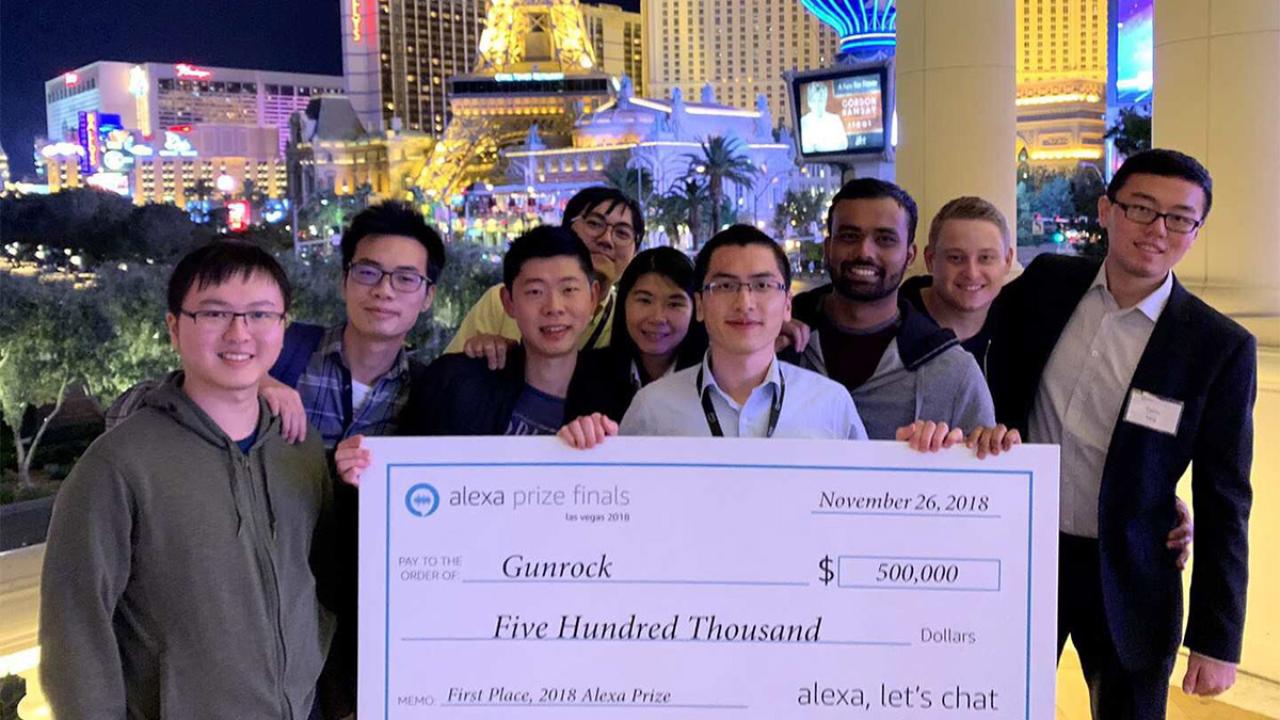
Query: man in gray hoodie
xmin=40 ymin=241 xmax=334 ymax=719
xmin=783 ymin=178 xmax=994 ymax=440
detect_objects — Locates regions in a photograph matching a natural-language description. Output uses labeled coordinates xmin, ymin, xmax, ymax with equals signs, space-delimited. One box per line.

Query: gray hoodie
xmin=40 ymin=373 xmax=335 ymax=720
xmin=785 ymin=287 xmax=995 ymax=440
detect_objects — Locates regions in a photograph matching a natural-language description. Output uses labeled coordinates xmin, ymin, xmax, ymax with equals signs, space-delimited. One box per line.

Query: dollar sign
xmin=818 ymin=555 xmax=834 ymax=585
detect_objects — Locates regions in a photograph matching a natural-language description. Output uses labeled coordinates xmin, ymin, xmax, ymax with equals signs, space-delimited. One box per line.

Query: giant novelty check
xmin=359 ymin=437 xmax=1059 ymax=719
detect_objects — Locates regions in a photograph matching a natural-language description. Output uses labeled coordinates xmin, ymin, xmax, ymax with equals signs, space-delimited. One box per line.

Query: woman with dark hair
xmin=589 ymin=246 xmax=707 ymax=420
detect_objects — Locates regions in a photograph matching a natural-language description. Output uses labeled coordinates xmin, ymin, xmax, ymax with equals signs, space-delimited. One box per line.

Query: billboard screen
xmin=790 ymin=65 xmax=889 ymax=159
xmin=1114 ymin=0 xmax=1153 ymax=106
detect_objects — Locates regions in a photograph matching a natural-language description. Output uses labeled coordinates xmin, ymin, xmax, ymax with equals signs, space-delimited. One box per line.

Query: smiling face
xmin=923 ymin=218 xmax=1012 ymax=312
xmin=166 ymin=271 xmax=286 ymax=396
xmin=695 ymin=244 xmax=791 ymax=358
xmin=343 ymin=233 xmax=435 ymax=342
xmin=825 ymin=196 xmax=916 ymax=303
xmin=501 ymin=256 xmax=600 ymax=359
xmin=570 ymin=200 xmax=638 ymax=286
xmin=624 ymin=272 xmax=693 ymax=361
xmin=1100 ymin=172 xmax=1206 ymax=284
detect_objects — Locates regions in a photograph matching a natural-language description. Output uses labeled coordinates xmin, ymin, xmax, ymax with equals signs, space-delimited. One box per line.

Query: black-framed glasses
xmin=180 ymin=309 xmax=286 ymax=331
xmin=346 ymin=262 xmax=431 ymax=293
xmin=1112 ymin=200 xmax=1203 ymax=234
xmin=702 ymin=279 xmax=787 ymax=296
xmin=574 ymin=212 xmax=637 ymax=245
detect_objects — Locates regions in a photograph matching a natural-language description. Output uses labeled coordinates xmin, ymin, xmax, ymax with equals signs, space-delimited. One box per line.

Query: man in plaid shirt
xmin=106 ymin=202 xmax=445 ymax=453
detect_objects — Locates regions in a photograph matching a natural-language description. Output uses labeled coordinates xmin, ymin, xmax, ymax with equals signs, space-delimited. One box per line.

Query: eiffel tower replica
xmin=414 ymin=0 xmax=613 ymax=198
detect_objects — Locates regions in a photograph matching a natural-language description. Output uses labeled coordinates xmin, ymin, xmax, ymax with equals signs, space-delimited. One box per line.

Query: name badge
xmin=1123 ymin=389 xmax=1183 ymax=436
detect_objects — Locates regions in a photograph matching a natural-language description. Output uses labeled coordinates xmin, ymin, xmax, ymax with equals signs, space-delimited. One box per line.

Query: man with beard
xmin=784 ymin=178 xmax=994 ymax=441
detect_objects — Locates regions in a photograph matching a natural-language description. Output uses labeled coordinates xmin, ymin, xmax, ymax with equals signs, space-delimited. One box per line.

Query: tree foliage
xmin=0 ymin=275 xmax=113 ymax=487
xmin=88 ymin=264 xmax=177 ymax=403
xmin=1014 ymin=165 xmax=1106 ymax=246
xmin=0 ymin=189 xmax=213 ymax=265
xmin=773 ymin=188 xmax=831 ymax=239
xmin=651 ymin=179 xmax=711 ymax=247
xmin=601 ymin=157 xmax=654 ymax=207
xmin=1105 ymin=107 xmax=1152 ymax=158
xmin=686 ymin=136 xmax=757 ymax=235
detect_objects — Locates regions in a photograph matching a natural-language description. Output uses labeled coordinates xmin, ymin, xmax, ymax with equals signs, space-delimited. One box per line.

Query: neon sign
xmin=227 ymin=200 xmax=251 ymax=232
xmin=40 ymin=143 xmax=85 ymax=159
xmin=174 ymin=63 xmax=213 ymax=80
xmin=78 ymin=112 xmax=101 ymax=173
xmin=494 ymin=72 xmax=566 ymax=82
xmin=351 ymin=0 xmax=363 ymax=42
xmin=130 ymin=66 xmax=151 ymax=136
xmin=158 ymin=131 xmax=197 ymax=157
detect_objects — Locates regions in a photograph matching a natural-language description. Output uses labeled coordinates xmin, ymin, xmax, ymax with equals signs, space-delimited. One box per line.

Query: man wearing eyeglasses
xmin=106 ymin=201 xmax=445 ymax=452
xmin=444 ymin=186 xmax=642 ymax=366
xmin=559 ymin=225 xmax=867 ymax=444
xmin=278 ymin=202 xmax=444 ymax=449
xmin=980 ymin=149 xmax=1256 ymax=718
xmin=41 ymin=241 xmax=334 ymax=720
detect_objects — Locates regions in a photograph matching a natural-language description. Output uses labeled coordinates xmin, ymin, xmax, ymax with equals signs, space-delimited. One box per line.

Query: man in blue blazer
xmin=982 ymin=149 xmax=1255 ymax=718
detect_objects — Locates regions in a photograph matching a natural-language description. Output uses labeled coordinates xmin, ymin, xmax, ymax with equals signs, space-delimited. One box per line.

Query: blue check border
xmin=382 ymin=461 xmax=1038 ymax=719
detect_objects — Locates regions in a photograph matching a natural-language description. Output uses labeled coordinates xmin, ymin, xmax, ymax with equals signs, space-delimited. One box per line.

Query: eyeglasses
xmin=1112 ymin=200 xmax=1203 ymax=234
xmin=346 ymin=262 xmax=431 ymax=293
xmin=702 ymin=279 xmax=787 ymax=296
xmin=180 ymin=309 xmax=286 ymax=331
xmin=574 ymin=213 xmax=637 ymax=245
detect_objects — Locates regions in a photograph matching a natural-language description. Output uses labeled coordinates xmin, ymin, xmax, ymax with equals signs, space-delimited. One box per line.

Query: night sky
xmin=0 ymin=0 xmax=633 ymax=180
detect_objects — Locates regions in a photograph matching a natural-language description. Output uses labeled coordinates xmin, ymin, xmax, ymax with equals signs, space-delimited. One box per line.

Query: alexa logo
xmin=405 ymin=483 xmax=441 ymax=518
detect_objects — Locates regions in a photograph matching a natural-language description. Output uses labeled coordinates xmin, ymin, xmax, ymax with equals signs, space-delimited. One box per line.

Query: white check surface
xmin=359 ymin=437 xmax=1059 ymax=718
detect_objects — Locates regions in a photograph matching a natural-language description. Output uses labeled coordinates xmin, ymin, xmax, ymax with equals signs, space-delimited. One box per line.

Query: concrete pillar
xmin=895 ymin=0 xmax=1017 ymax=246
xmin=1154 ymin=0 xmax=1280 ymax=314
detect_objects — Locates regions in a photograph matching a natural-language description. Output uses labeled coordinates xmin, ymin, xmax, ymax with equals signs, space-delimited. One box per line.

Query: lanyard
xmin=696 ymin=365 xmax=786 ymax=438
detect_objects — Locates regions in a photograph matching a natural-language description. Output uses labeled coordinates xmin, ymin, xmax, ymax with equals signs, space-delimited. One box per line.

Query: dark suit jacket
xmin=399 ymin=346 xmax=618 ymax=436
xmin=986 ymin=254 xmax=1256 ymax=669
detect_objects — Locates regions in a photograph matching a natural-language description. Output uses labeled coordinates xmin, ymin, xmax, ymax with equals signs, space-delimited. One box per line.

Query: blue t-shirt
xmin=504 ymin=385 xmax=566 ymax=436
xmin=235 ymin=429 xmax=259 ymax=454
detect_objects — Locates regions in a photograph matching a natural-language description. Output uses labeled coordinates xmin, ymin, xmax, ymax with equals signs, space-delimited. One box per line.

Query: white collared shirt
xmin=620 ymin=352 xmax=868 ymax=439
xmin=1029 ymin=265 xmax=1174 ymax=537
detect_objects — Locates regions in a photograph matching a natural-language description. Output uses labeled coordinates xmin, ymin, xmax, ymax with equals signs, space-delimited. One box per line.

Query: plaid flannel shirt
xmin=298 ymin=323 xmax=413 ymax=450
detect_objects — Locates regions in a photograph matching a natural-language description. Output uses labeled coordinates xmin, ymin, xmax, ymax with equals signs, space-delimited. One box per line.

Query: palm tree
xmin=686 ymin=136 xmax=758 ymax=234
xmin=660 ymin=178 xmax=711 ymax=247
xmin=602 ymin=157 xmax=654 ymax=207
xmin=242 ymin=178 xmax=266 ymax=221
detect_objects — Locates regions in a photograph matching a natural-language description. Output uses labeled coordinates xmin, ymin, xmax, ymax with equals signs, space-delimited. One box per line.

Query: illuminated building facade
xmin=131 ymin=156 xmax=289 ymax=207
xmin=1015 ymin=0 xmax=1108 ymax=167
xmin=290 ymin=95 xmax=436 ymax=204
xmin=644 ymin=0 xmax=840 ymax=128
xmin=581 ymin=3 xmax=645 ymax=95
xmin=0 ymin=145 xmax=9 ymax=189
xmin=341 ymin=0 xmax=487 ymax=136
xmin=46 ymin=61 xmax=345 ymax=159
xmin=410 ymin=0 xmax=614 ymax=198
xmin=36 ymin=122 xmax=290 ymax=206
xmin=502 ymin=79 xmax=801 ymax=244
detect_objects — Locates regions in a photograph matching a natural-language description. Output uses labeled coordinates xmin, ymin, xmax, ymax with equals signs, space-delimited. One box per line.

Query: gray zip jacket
xmin=784 ymin=287 xmax=995 ymax=440
xmin=40 ymin=373 xmax=335 ymax=720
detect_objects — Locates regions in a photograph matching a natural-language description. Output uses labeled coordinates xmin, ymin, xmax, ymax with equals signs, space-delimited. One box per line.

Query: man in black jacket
xmin=983 ymin=149 xmax=1256 ymax=718
xmin=400 ymin=225 xmax=617 ymax=435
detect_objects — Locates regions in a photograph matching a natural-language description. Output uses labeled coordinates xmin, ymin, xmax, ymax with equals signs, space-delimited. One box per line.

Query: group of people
xmin=40 ymin=148 xmax=1254 ymax=720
